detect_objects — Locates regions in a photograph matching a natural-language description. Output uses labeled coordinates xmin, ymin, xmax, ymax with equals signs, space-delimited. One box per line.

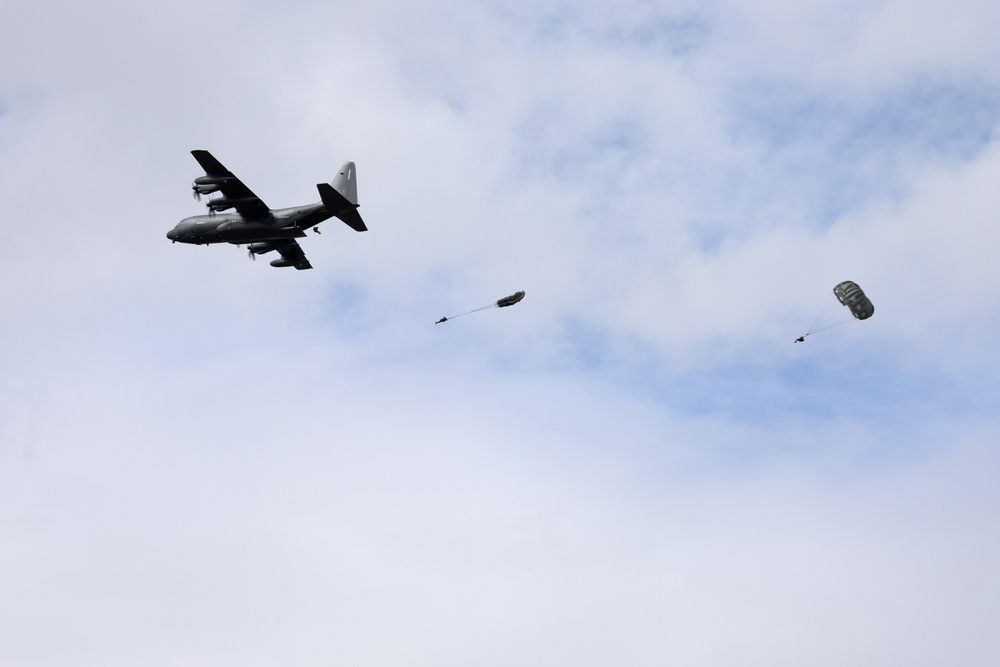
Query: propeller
xmin=193 ymin=179 xmax=225 ymax=201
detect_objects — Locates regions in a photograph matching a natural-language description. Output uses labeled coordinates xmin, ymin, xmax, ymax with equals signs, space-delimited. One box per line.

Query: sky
xmin=2 ymin=0 xmax=1000 ymax=664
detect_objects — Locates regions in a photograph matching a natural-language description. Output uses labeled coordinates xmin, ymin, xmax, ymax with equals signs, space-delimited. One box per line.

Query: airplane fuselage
xmin=167 ymin=203 xmax=333 ymax=245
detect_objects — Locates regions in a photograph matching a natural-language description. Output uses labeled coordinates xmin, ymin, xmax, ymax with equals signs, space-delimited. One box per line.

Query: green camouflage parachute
xmin=833 ymin=280 xmax=874 ymax=320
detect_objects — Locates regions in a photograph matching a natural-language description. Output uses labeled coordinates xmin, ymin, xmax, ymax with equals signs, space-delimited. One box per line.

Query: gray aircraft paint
xmin=167 ymin=151 xmax=367 ymax=270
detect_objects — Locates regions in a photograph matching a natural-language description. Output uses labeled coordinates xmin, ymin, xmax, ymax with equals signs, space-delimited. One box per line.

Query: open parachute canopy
xmin=436 ymin=290 xmax=526 ymax=324
xmin=797 ymin=280 xmax=873 ymax=341
xmin=833 ymin=280 xmax=874 ymax=320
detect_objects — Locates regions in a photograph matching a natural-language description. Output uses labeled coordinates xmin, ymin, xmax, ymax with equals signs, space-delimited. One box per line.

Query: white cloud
xmin=2 ymin=1 xmax=1000 ymax=664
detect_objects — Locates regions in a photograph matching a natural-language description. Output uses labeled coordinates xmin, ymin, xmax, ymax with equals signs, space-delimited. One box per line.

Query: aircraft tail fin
xmin=331 ymin=161 xmax=358 ymax=205
xmin=317 ymin=161 xmax=366 ymax=231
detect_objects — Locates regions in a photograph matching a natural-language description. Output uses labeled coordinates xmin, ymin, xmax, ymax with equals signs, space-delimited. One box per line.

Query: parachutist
xmin=435 ymin=291 xmax=524 ymax=325
xmin=800 ymin=281 xmax=874 ymax=340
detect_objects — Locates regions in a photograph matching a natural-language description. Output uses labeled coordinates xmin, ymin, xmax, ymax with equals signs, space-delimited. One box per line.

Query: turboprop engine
xmin=191 ymin=175 xmax=234 ymax=198
xmin=248 ymin=240 xmax=283 ymax=256
xmin=206 ymin=197 xmax=254 ymax=212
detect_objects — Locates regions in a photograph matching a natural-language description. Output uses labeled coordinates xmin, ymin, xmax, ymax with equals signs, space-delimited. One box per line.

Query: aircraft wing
xmin=270 ymin=239 xmax=313 ymax=270
xmin=191 ymin=150 xmax=271 ymax=219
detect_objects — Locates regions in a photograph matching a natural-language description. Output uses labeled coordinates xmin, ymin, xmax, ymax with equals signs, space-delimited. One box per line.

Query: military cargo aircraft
xmin=167 ymin=150 xmax=367 ymax=270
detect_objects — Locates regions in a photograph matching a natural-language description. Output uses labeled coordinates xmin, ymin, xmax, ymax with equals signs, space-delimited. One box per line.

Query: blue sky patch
xmin=493 ymin=1 xmax=713 ymax=57
xmin=722 ymin=77 xmax=1000 ymax=225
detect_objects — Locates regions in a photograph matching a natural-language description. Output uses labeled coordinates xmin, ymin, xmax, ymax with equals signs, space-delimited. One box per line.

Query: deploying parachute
xmin=436 ymin=291 xmax=525 ymax=324
xmin=796 ymin=280 xmax=873 ymax=342
xmin=496 ymin=291 xmax=526 ymax=308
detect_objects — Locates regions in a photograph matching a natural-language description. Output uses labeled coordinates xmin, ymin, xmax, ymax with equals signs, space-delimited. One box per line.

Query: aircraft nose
xmin=167 ymin=228 xmax=177 ymax=241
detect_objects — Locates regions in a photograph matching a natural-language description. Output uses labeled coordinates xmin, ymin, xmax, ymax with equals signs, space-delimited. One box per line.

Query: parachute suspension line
xmin=807 ymin=318 xmax=853 ymax=335
xmin=799 ymin=291 xmax=853 ymax=340
xmin=805 ymin=292 xmax=838 ymax=336
xmin=454 ymin=303 xmax=498 ymax=318
xmin=435 ymin=303 xmax=498 ymax=323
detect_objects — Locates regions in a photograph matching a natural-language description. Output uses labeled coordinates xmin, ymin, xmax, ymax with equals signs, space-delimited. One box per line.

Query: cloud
xmin=2 ymin=1 xmax=1000 ymax=665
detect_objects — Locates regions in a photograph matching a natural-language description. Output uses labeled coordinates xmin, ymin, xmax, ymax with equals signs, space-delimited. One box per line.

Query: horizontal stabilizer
xmin=317 ymin=183 xmax=367 ymax=232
